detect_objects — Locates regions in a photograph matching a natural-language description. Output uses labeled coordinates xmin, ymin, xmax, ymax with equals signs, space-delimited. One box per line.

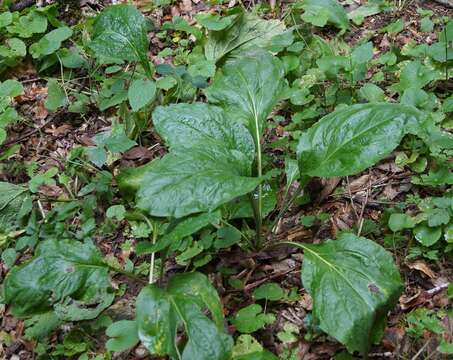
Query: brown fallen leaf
xmin=408 ymin=260 xmax=436 ymax=279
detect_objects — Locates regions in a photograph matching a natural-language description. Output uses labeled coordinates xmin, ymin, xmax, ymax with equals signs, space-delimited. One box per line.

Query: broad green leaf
xmin=137 ymin=147 xmax=260 ymax=218
xmin=358 ymin=83 xmax=385 ymax=103
xmin=232 ymin=335 xmax=278 ymax=360
xmin=196 ymin=12 xmax=238 ymax=31
xmin=392 ymin=61 xmax=438 ymax=93
xmin=29 ymin=26 xmax=72 ymax=59
xmin=253 ymin=283 xmax=284 ymax=301
xmin=153 ymin=103 xmax=255 ymax=164
xmin=128 ymin=79 xmax=156 ymax=112
xmin=106 ymin=320 xmax=139 ymax=352
xmin=206 ymin=51 xmax=285 ymax=139
xmin=0 ymin=12 xmax=12 ymax=28
xmin=297 ymin=103 xmax=425 ymax=177
xmin=90 ymin=5 xmax=151 ymax=74
xmin=388 ymin=213 xmax=417 ymax=232
xmin=231 ymin=304 xmax=275 ymax=334
xmin=301 ymin=0 xmax=349 ymax=30
xmin=414 ymin=224 xmax=442 ymax=246
xmin=0 ymin=79 xmax=23 ymax=98
xmin=300 ymin=233 xmax=403 ymax=354
xmin=0 ymin=182 xmax=27 ymax=233
xmin=136 ymin=272 xmax=233 ymax=359
xmin=4 ymin=239 xmax=113 ymax=319
xmin=0 ymin=128 xmax=6 ymax=144
xmin=45 ymin=79 xmax=67 ymax=111
xmin=204 ymin=13 xmax=286 ymax=63
xmin=381 ymin=19 xmax=404 ymax=34
xmin=348 ymin=4 xmax=381 ymax=25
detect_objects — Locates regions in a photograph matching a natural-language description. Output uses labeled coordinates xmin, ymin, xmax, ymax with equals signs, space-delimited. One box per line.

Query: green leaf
xmin=392 ymin=61 xmax=438 ymax=93
xmin=136 ymin=272 xmax=233 ymax=359
xmin=299 ymin=233 xmax=403 ymax=354
xmin=231 ymin=304 xmax=275 ymax=334
xmin=196 ymin=12 xmax=237 ymax=31
xmin=301 ymin=0 xmax=349 ymax=30
xmin=106 ymin=205 xmax=126 ymax=221
xmin=381 ymin=19 xmax=404 ymax=34
xmin=232 ymin=335 xmax=278 ymax=360
xmin=204 ymin=13 xmax=286 ymax=63
xmin=206 ymin=51 xmax=285 ymax=139
xmin=128 ymin=79 xmax=156 ymax=112
xmin=117 ymin=161 xmax=155 ymax=199
xmin=0 ymin=12 xmax=12 ymax=28
xmin=153 ymin=103 xmax=255 ymax=164
xmin=253 ymin=283 xmax=284 ymax=301
xmin=6 ymin=10 xmax=47 ymax=38
xmin=29 ymin=26 xmax=72 ymax=59
xmin=0 ymin=79 xmax=23 ymax=98
xmin=106 ymin=320 xmax=139 ymax=352
xmin=90 ymin=4 xmax=150 ymax=74
xmin=45 ymin=79 xmax=67 ymax=111
xmin=137 ymin=101 xmax=259 ymax=218
xmin=414 ymin=224 xmax=442 ymax=246
xmin=348 ymin=4 xmax=381 ymax=26
xmin=297 ymin=103 xmax=425 ymax=177
xmin=0 ymin=181 xmax=27 ymax=233
xmin=388 ymin=213 xmax=416 ymax=232
xmin=358 ymin=83 xmax=385 ymax=103
xmin=137 ymin=147 xmax=260 ymax=218
xmin=214 ymin=226 xmax=242 ymax=249
xmin=4 ymin=239 xmax=113 ymax=319
xmin=420 ymin=17 xmax=434 ymax=32
xmin=137 ymin=211 xmax=221 ymax=255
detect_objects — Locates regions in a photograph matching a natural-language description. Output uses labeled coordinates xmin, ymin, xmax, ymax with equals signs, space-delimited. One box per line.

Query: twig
xmin=411 ymin=338 xmax=432 ymax=360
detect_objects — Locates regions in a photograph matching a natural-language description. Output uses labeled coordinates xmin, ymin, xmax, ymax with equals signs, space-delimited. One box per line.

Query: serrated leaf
xmin=297 ymin=103 xmax=425 ymax=177
xmin=206 ymin=51 xmax=285 ymax=139
xmin=299 ymin=233 xmax=403 ymax=354
xmin=4 ymin=239 xmax=113 ymax=319
xmin=128 ymin=79 xmax=156 ymax=112
xmin=136 ymin=272 xmax=233 ymax=360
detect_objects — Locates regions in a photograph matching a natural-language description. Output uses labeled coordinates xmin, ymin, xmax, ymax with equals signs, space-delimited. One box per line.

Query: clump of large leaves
xmin=89 ymin=4 xmax=152 ymax=76
xmin=136 ymin=51 xmax=285 ymax=218
xmin=4 ymin=239 xmax=114 ymax=321
xmin=292 ymin=234 xmax=403 ymax=354
xmin=136 ymin=272 xmax=233 ymax=359
xmin=204 ymin=11 xmax=287 ymax=63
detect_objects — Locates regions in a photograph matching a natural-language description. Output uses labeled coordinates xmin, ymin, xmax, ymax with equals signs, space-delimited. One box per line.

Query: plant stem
xmin=254 ymin=134 xmax=263 ymax=249
xmin=444 ymin=25 xmax=449 ymax=81
xmin=142 ymin=216 xmax=158 ymax=284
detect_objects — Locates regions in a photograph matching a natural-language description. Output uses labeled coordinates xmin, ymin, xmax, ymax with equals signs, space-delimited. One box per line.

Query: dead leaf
xmin=408 ymin=260 xmax=436 ymax=279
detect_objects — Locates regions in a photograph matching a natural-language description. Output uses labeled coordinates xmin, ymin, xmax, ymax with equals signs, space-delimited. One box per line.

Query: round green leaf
xmin=253 ymin=283 xmax=284 ymax=301
xmin=414 ymin=224 xmax=442 ymax=246
xmin=128 ymin=79 xmax=156 ymax=112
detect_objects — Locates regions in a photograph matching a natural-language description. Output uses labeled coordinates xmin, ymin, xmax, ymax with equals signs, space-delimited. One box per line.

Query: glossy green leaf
xmin=297 ymin=103 xmax=425 ymax=177
xmin=136 ymin=272 xmax=233 ymax=359
xmin=414 ymin=224 xmax=442 ymax=246
xmin=206 ymin=51 xmax=285 ymax=139
xmin=301 ymin=0 xmax=349 ymax=30
xmin=204 ymin=13 xmax=286 ymax=63
xmin=29 ymin=26 xmax=72 ymax=59
xmin=137 ymin=147 xmax=260 ymax=218
xmin=388 ymin=213 xmax=417 ymax=232
xmin=90 ymin=5 xmax=150 ymax=74
xmin=128 ymin=79 xmax=156 ymax=112
xmin=153 ymin=103 xmax=255 ymax=164
xmin=299 ymin=233 xmax=403 ymax=354
xmin=4 ymin=239 xmax=113 ymax=319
